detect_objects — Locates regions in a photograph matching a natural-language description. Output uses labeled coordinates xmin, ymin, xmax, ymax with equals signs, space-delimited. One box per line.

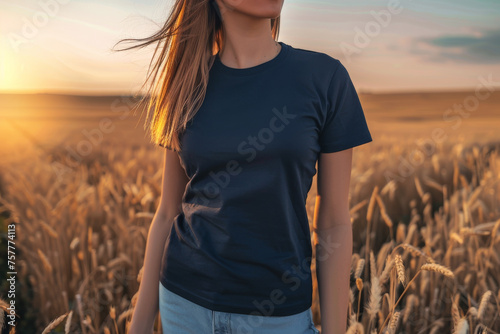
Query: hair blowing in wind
xmin=112 ymin=0 xmax=281 ymax=152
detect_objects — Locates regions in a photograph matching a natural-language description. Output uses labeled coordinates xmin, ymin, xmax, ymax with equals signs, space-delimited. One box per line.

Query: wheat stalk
xmin=452 ymin=301 xmax=460 ymax=329
xmin=394 ymin=254 xmax=406 ymax=286
xmin=389 ymin=311 xmax=400 ymax=334
xmin=420 ymin=263 xmax=454 ymax=278
xmin=346 ymin=321 xmax=365 ymax=334
xmin=455 ymin=318 xmax=469 ymax=334
xmin=366 ymin=276 xmax=381 ymax=321
xmin=110 ymin=305 xmax=119 ymax=334
xmin=370 ymin=251 xmax=377 ymax=281
xmin=477 ymin=290 xmax=492 ymax=320
xmin=356 ymin=278 xmax=363 ymax=292
xmin=355 ymin=259 xmax=365 ymax=279
xmin=414 ymin=176 xmax=425 ymax=199
xmin=117 ymin=308 xmax=135 ymax=325
xmin=41 ymin=312 xmax=68 ymax=334
xmin=467 ymin=306 xmax=477 ymax=318
xmin=37 ymin=249 xmax=53 ymax=273
xmin=399 ymin=243 xmax=435 ymax=263
xmin=63 ymin=310 xmax=73 ymax=334
xmin=380 ymin=257 xmax=395 ymax=284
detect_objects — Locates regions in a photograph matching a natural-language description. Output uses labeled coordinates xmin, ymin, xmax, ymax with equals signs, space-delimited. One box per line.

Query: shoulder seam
xmin=327 ymin=59 xmax=344 ymax=92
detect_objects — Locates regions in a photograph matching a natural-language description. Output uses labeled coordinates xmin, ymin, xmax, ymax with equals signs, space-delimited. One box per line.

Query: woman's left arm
xmin=313 ymin=147 xmax=354 ymax=334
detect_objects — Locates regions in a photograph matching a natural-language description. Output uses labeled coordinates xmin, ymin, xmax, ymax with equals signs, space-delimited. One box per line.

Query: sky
xmin=0 ymin=0 xmax=499 ymax=95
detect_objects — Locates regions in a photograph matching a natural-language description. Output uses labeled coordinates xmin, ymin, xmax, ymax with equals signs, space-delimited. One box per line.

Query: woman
xmin=117 ymin=0 xmax=372 ymax=333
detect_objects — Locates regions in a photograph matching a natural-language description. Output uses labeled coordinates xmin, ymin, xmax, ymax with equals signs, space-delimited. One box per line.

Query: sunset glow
xmin=0 ymin=0 xmax=499 ymax=94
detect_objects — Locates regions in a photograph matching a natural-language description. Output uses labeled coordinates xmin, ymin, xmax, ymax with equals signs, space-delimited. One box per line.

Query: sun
xmin=0 ymin=38 xmax=25 ymax=93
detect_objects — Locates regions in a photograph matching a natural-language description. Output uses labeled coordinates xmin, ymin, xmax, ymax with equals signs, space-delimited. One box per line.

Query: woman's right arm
xmin=128 ymin=148 xmax=189 ymax=334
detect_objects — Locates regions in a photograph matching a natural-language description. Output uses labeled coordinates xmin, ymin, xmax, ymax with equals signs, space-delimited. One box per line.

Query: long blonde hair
xmin=113 ymin=0 xmax=281 ymax=151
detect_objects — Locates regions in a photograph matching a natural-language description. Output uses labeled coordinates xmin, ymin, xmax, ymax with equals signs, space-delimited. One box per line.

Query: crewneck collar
xmin=213 ymin=41 xmax=290 ymax=76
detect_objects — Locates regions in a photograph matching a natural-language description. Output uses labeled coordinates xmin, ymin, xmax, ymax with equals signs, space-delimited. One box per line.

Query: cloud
xmin=407 ymin=27 xmax=500 ymax=64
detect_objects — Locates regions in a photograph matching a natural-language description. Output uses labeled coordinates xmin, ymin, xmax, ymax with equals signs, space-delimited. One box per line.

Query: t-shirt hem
xmin=160 ymin=278 xmax=311 ymax=317
xmin=320 ymin=133 xmax=373 ymax=153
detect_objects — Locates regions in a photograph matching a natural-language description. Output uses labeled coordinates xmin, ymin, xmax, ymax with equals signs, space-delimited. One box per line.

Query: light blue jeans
xmin=159 ymin=282 xmax=320 ymax=334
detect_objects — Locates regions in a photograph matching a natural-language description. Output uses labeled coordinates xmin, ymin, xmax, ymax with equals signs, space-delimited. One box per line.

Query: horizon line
xmin=1 ymin=86 xmax=497 ymax=98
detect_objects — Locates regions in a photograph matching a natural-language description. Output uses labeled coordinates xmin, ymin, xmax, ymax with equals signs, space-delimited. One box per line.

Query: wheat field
xmin=0 ymin=91 xmax=499 ymax=333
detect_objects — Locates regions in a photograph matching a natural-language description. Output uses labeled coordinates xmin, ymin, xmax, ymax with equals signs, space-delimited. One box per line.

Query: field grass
xmin=0 ymin=91 xmax=499 ymax=333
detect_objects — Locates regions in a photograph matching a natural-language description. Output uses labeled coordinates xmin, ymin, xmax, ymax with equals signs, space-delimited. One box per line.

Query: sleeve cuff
xmin=319 ymin=133 xmax=373 ymax=153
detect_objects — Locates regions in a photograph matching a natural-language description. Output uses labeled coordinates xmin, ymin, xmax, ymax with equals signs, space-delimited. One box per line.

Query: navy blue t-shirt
xmin=158 ymin=41 xmax=372 ymax=316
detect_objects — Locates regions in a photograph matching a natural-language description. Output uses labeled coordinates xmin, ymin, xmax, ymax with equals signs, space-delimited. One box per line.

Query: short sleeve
xmin=318 ymin=60 xmax=373 ymax=153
